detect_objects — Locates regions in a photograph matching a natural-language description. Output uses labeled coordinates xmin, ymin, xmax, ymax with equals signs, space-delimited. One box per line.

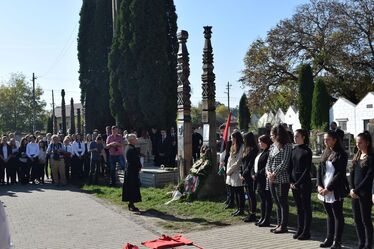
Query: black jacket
xmin=317 ymin=149 xmax=349 ymax=199
xmin=289 ymin=144 xmax=312 ymax=188
xmin=250 ymin=149 xmax=270 ymax=180
xmin=349 ymin=154 xmax=374 ymax=197
xmin=0 ymin=144 xmax=12 ymax=162
xmin=241 ymin=148 xmax=259 ymax=182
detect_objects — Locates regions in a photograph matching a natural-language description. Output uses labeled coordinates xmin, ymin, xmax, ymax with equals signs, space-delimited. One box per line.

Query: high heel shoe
xmin=319 ymin=238 xmax=333 ymax=248
xmin=330 ymin=241 xmax=341 ymax=249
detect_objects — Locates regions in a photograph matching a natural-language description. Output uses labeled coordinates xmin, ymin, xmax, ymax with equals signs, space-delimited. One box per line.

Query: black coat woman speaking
xmin=349 ymin=131 xmax=374 ymax=249
xmin=317 ymin=130 xmax=348 ymax=249
xmin=289 ymin=129 xmax=312 ymax=240
xmin=122 ymin=134 xmax=142 ymax=212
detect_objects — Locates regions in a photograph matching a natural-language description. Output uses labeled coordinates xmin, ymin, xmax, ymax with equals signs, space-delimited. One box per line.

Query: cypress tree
xmin=108 ymin=0 xmax=178 ymax=130
xmin=297 ymin=64 xmax=314 ymax=131
xmin=78 ymin=0 xmax=114 ymax=133
xmin=238 ymin=94 xmax=251 ymax=130
xmin=311 ymin=78 xmax=329 ymax=130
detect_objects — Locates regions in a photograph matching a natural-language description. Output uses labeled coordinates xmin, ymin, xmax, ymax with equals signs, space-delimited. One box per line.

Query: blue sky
xmin=0 ymin=0 xmax=308 ymax=110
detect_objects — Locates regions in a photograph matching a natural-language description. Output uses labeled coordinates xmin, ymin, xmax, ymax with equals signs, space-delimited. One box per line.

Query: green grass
xmin=81 ymin=184 xmax=359 ymax=240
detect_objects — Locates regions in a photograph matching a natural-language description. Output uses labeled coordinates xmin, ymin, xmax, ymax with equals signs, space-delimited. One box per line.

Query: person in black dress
xmin=122 ymin=134 xmax=142 ymax=212
xmin=253 ymin=135 xmax=272 ymax=227
xmin=317 ymin=130 xmax=348 ymax=249
xmin=349 ymin=131 xmax=373 ymax=249
xmin=241 ymin=132 xmax=259 ymax=222
xmin=289 ymin=129 xmax=312 ymax=240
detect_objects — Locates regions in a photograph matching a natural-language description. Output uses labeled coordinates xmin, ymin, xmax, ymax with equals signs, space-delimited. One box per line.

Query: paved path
xmin=0 ymin=184 xmax=355 ymax=249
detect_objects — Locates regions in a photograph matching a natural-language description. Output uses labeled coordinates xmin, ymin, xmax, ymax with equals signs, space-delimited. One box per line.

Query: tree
xmin=311 ymin=78 xmax=330 ymax=130
xmin=78 ymin=0 xmax=114 ymax=133
xmin=238 ymin=94 xmax=251 ymax=131
xmin=298 ymin=64 xmax=314 ymax=131
xmin=108 ymin=0 xmax=178 ymax=130
xmin=241 ymin=0 xmax=374 ymax=109
xmin=0 ymin=73 xmax=47 ymax=133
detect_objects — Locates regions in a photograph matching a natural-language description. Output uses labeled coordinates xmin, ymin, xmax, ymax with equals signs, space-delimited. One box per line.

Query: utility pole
xmin=224 ymin=81 xmax=232 ymax=112
xmin=32 ymin=73 xmax=36 ymax=133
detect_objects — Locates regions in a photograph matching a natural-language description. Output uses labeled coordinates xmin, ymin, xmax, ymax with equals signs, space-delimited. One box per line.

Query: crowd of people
xmin=219 ymin=123 xmax=373 ymax=249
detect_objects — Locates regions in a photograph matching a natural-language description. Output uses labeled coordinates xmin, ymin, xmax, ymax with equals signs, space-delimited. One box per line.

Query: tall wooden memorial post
xmin=61 ymin=89 xmax=67 ymax=136
xmin=199 ymin=26 xmax=223 ymax=197
xmin=176 ymin=30 xmax=192 ymax=180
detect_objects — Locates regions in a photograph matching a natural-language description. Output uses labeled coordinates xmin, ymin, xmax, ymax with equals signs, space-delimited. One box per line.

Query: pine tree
xmin=238 ymin=94 xmax=251 ymax=130
xmin=108 ymin=0 xmax=178 ymax=129
xmin=311 ymin=78 xmax=329 ymax=130
xmin=298 ymin=64 xmax=314 ymax=131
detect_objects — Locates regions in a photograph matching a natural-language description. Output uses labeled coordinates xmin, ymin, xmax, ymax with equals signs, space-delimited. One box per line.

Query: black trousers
xmin=6 ymin=158 xmax=17 ymax=184
xmin=257 ymin=177 xmax=272 ymax=223
xmin=270 ymin=182 xmax=289 ymax=228
xmin=89 ymin=159 xmax=100 ymax=184
xmin=64 ymin=157 xmax=72 ymax=180
xmin=323 ymin=200 xmax=344 ymax=243
xmin=232 ymin=186 xmax=245 ymax=211
xmin=352 ymin=196 xmax=373 ymax=248
xmin=292 ymin=183 xmax=312 ymax=235
xmin=244 ymin=178 xmax=257 ymax=214
xmin=29 ymin=158 xmax=39 ymax=182
xmin=19 ymin=162 xmax=30 ymax=184
xmin=0 ymin=161 xmax=5 ymax=183
xmin=72 ymin=156 xmax=84 ymax=178
xmin=225 ymin=184 xmax=235 ymax=206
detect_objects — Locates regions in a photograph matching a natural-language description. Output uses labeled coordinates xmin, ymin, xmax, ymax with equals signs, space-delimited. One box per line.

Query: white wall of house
xmin=274 ymin=108 xmax=285 ymax=124
xmin=284 ymin=106 xmax=301 ymax=132
xmin=329 ymin=97 xmax=356 ymax=135
xmin=257 ymin=112 xmax=275 ymax=127
xmin=355 ymin=92 xmax=374 ymax=134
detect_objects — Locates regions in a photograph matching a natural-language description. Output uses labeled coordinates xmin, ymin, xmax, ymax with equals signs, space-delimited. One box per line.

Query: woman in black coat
xmin=241 ymin=132 xmax=259 ymax=222
xmin=317 ymin=130 xmax=348 ymax=249
xmin=122 ymin=134 xmax=142 ymax=212
xmin=289 ymin=129 xmax=312 ymax=240
xmin=252 ymin=135 xmax=272 ymax=227
xmin=349 ymin=131 xmax=373 ymax=249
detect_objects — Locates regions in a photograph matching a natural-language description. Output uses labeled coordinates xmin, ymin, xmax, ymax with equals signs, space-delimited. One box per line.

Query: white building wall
xmin=284 ymin=106 xmax=301 ymax=132
xmin=329 ymin=97 xmax=356 ymax=135
xmin=274 ymin=108 xmax=285 ymax=124
xmin=355 ymin=92 xmax=374 ymax=134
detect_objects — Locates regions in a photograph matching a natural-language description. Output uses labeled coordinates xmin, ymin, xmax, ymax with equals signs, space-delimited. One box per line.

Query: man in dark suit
xmin=0 ymin=136 xmax=12 ymax=185
xmin=156 ymin=129 xmax=171 ymax=167
xmin=192 ymin=128 xmax=203 ymax=161
xmin=330 ymin=121 xmax=345 ymax=142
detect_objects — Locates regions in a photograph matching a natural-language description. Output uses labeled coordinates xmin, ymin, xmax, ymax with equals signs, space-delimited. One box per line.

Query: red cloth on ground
xmin=123 ymin=243 xmax=140 ymax=249
xmin=141 ymin=234 xmax=194 ymax=249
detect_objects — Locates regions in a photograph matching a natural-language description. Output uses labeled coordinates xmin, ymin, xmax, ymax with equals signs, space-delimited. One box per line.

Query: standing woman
xmin=349 ymin=131 xmax=373 ymax=249
xmin=7 ymin=138 xmax=19 ymax=185
xmin=289 ymin=129 xmax=313 ymax=240
xmin=266 ymin=124 xmax=292 ymax=233
xmin=26 ymin=135 xmax=39 ymax=184
xmin=317 ymin=130 xmax=348 ymax=249
xmin=122 ymin=134 xmax=142 ymax=212
xmin=241 ymin=132 xmax=259 ymax=222
xmin=18 ymin=138 xmax=29 ymax=184
xmin=47 ymin=135 xmax=66 ymax=186
xmin=0 ymin=136 xmax=11 ymax=185
xmin=253 ymin=135 xmax=272 ymax=227
xmin=220 ymin=140 xmax=234 ymax=208
xmin=63 ymin=136 xmax=73 ymax=181
xmin=226 ymin=131 xmax=245 ymax=216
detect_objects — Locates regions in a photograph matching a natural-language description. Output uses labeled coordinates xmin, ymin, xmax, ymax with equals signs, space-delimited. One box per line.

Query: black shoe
xmin=258 ymin=221 xmax=271 ymax=227
xmin=243 ymin=214 xmax=257 ymax=222
xmin=232 ymin=209 xmax=244 ymax=216
xmin=270 ymin=225 xmax=280 ymax=232
xmin=273 ymin=227 xmax=288 ymax=234
xmin=255 ymin=219 xmax=264 ymax=226
xmin=128 ymin=204 xmax=139 ymax=212
xmin=293 ymin=232 xmax=302 ymax=239
xmin=297 ymin=233 xmax=311 ymax=240
xmin=320 ymin=238 xmax=333 ymax=248
xmin=330 ymin=242 xmax=341 ymax=249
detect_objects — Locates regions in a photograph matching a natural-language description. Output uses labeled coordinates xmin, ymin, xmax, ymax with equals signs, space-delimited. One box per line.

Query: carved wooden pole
xmin=176 ymin=30 xmax=192 ymax=180
xmin=70 ymin=98 xmax=76 ymax=134
xmin=199 ymin=26 xmax=222 ymax=197
xmin=61 ymin=89 xmax=67 ymax=136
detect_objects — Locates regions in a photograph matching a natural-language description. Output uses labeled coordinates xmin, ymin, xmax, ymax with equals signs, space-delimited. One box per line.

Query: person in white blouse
xmin=71 ymin=134 xmax=86 ymax=179
xmin=26 ymin=135 xmax=39 ymax=184
xmin=63 ymin=136 xmax=73 ymax=180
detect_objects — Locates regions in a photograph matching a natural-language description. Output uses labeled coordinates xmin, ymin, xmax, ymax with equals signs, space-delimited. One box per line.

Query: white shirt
xmin=318 ymin=160 xmax=336 ymax=203
xmin=2 ymin=146 xmax=8 ymax=161
xmin=38 ymin=149 xmax=47 ymax=163
xmin=26 ymin=143 xmax=39 ymax=158
xmin=254 ymin=152 xmax=263 ymax=173
xmin=63 ymin=144 xmax=73 ymax=157
xmin=71 ymin=141 xmax=86 ymax=157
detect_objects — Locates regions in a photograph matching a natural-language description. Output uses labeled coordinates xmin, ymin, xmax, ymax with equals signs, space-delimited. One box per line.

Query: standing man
xmin=157 ymin=129 xmax=171 ymax=167
xmin=106 ymin=126 xmax=125 ymax=186
xmin=192 ymin=128 xmax=203 ymax=162
xmin=330 ymin=121 xmax=345 ymax=142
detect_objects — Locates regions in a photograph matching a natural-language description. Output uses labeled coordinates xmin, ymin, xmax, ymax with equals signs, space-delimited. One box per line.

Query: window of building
xmin=367 ymin=104 xmax=373 ymax=108
xmin=338 ymin=121 xmax=347 ymax=131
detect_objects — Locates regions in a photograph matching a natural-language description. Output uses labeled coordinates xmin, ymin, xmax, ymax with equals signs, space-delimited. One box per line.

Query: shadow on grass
xmin=141 ymin=208 xmax=230 ymax=227
xmin=81 ymin=187 xmax=106 ymax=195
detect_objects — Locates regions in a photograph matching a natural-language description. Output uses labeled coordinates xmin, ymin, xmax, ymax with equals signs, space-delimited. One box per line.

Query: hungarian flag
xmin=221 ymin=112 xmax=232 ymax=152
